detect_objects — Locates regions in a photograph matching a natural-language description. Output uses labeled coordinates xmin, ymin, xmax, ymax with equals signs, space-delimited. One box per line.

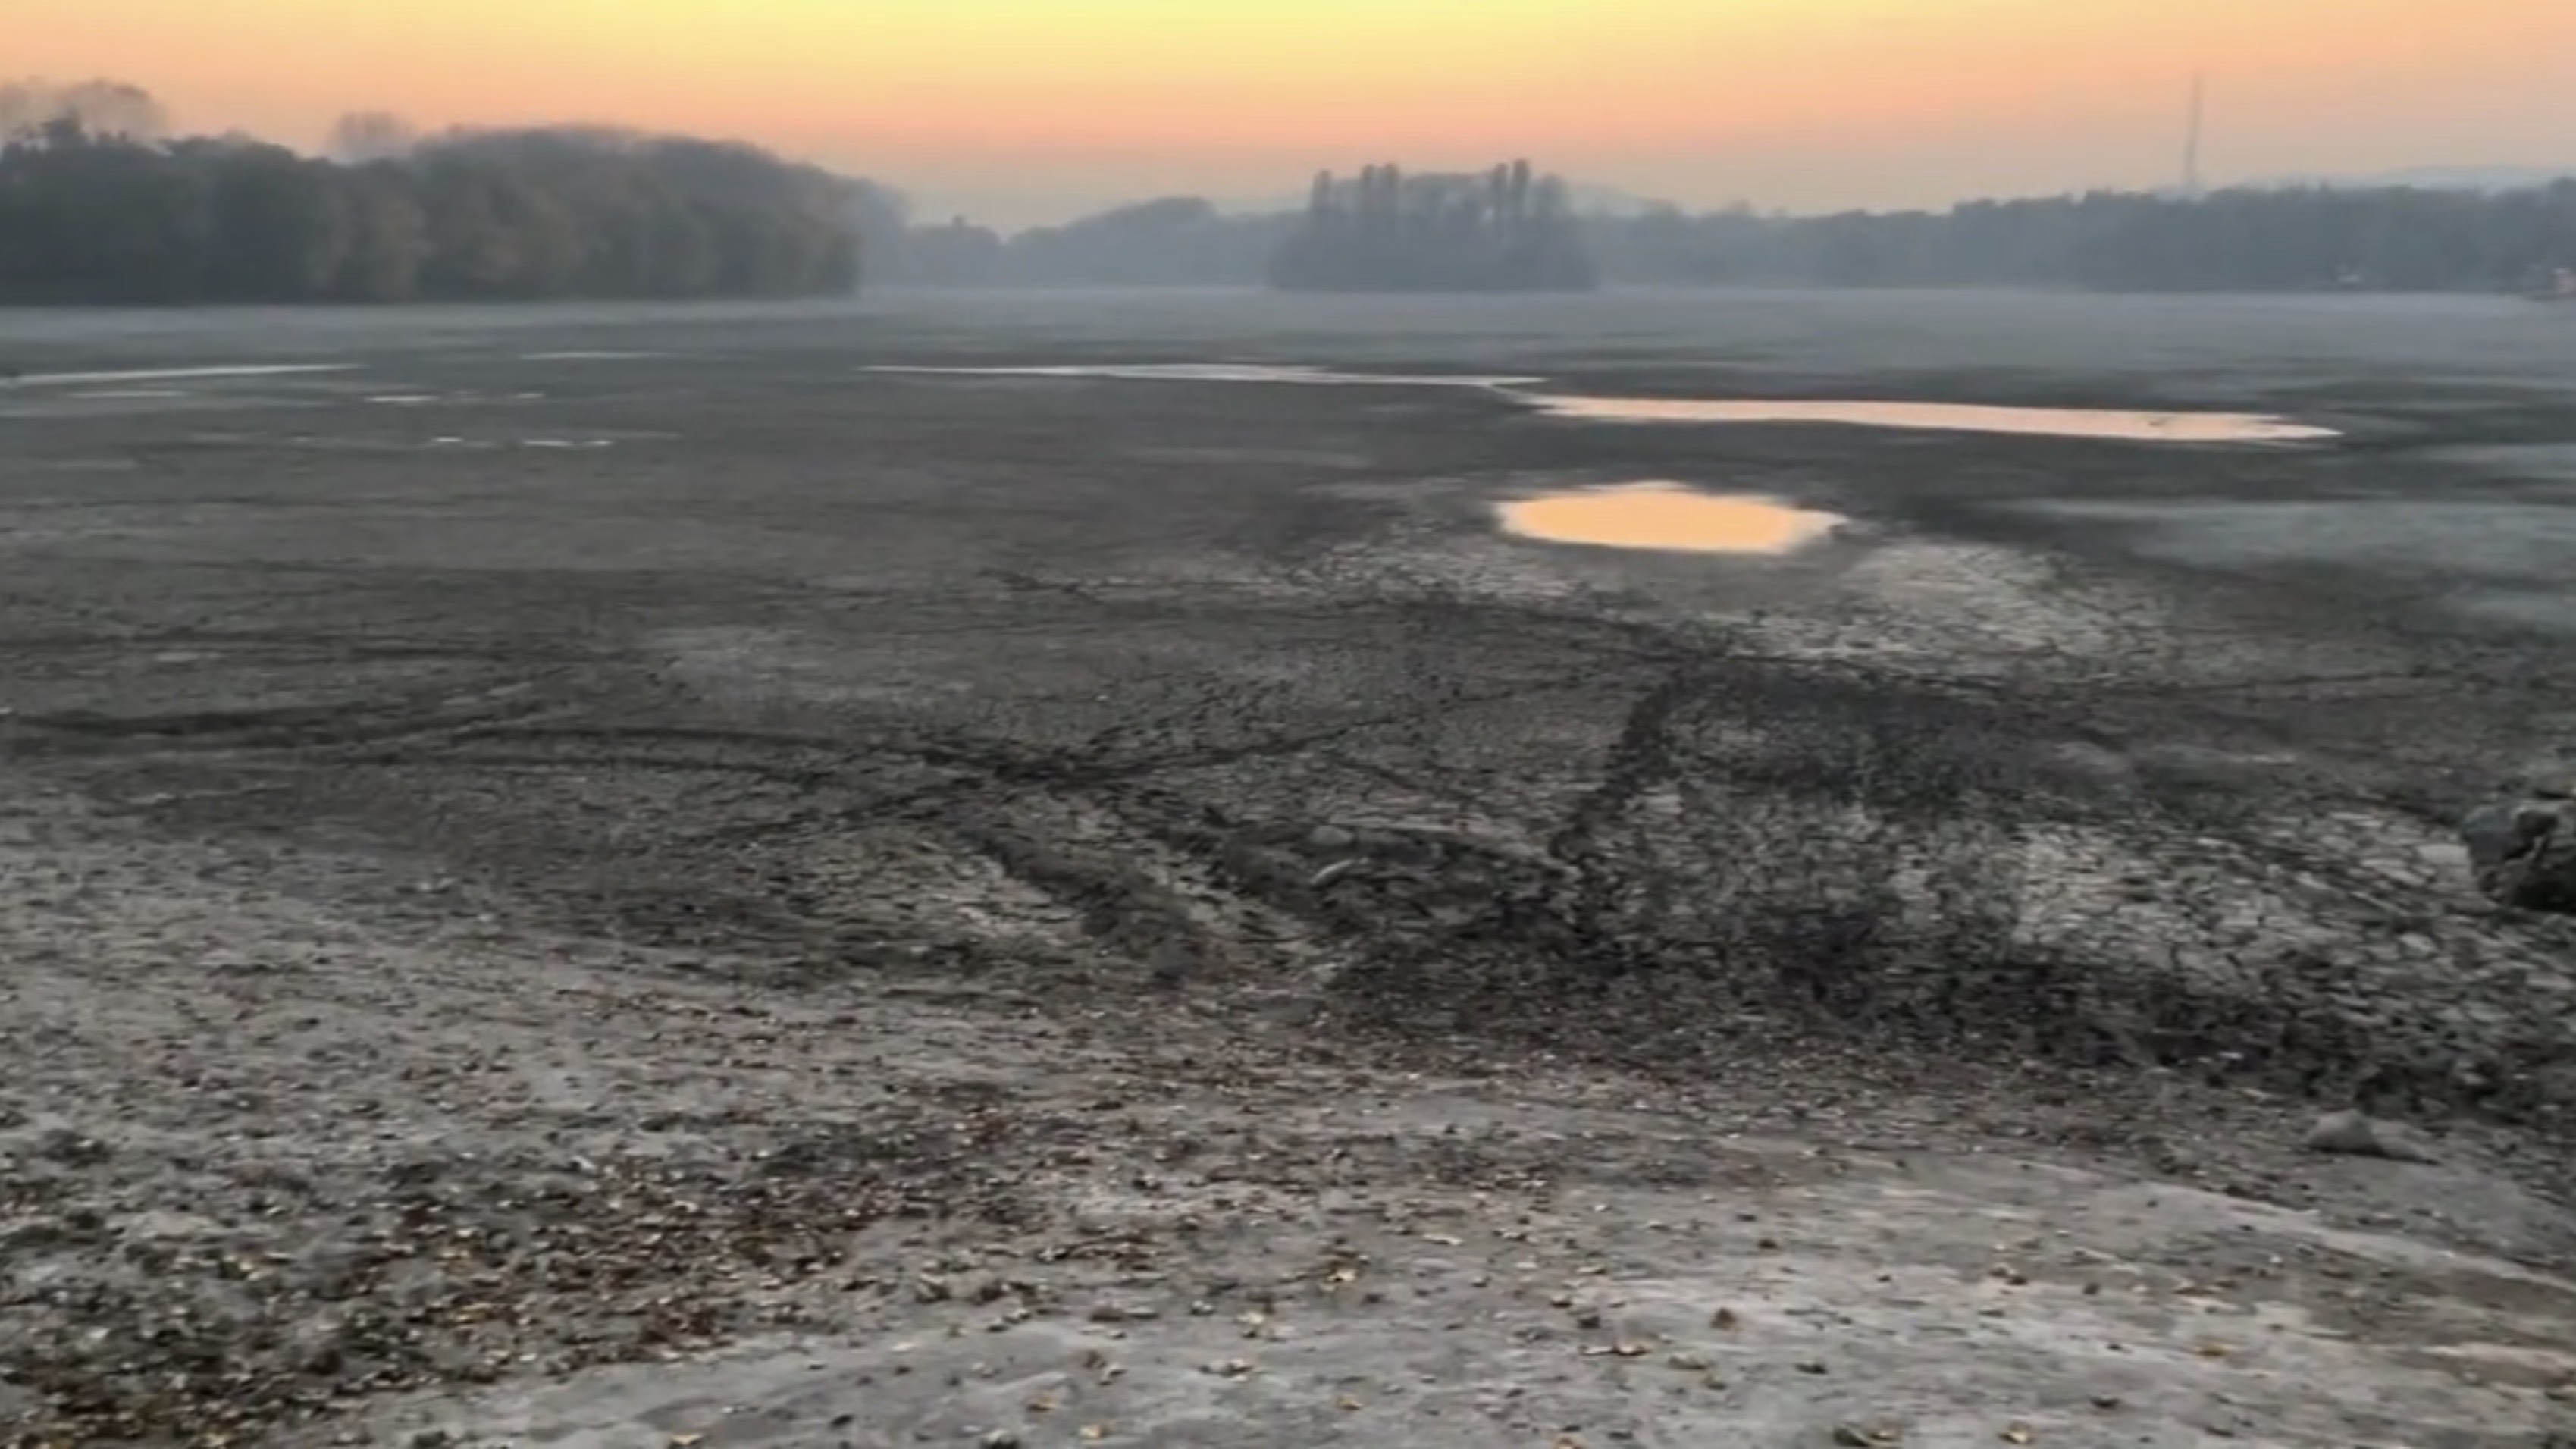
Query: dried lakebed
xmin=1 ymin=297 xmax=2571 ymax=1447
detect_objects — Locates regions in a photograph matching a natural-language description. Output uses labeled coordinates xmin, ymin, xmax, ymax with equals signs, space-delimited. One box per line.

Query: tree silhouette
xmin=1585 ymin=182 xmax=2576 ymax=293
xmin=0 ymin=84 xmax=866 ymax=304
xmin=1267 ymin=159 xmax=1598 ymax=293
xmin=326 ymin=111 xmax=420 ymax=165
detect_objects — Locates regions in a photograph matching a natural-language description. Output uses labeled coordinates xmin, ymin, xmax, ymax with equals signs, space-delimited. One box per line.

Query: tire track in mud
xmin=1078 ymin=776 xmax=1583 ymax=975
xmin=22 ymin=603 xmax=2570 ymax=1135
xmin=4 ymin=689 xmax=569 ymax=757
xmin=1543 ymin=666 xmax=1703 ymax=979
xmin=595 ymin=666 xmax=1647 ymax=852
xmin=388 ymin=664 xmax=2576 ymax=1134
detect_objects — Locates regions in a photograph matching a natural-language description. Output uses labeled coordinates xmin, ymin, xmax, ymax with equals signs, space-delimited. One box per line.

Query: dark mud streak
xmin=5 ymin=695 xmax=570 ymax=757
xmin=1545 ymin=666 xmax=1703 ymax=977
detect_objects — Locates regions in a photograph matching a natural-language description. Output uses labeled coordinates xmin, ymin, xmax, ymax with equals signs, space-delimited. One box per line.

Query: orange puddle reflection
xmin=1518 ymin=396 xmax=2336 ymax=443
xmin=1497 ymin=482 xmax=1844 ymax=554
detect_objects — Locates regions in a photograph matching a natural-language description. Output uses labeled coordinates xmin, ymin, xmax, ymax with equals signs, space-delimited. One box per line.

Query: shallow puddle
xmin=864 ymin=362 xmax=1542 ymax=388
xmin=1498 ymin=482 xmax=1845 ymax=554
xmin=1515 ymin=394 xmax=2336 ymax=443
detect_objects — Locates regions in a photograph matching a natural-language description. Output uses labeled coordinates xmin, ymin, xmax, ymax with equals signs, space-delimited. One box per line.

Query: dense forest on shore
xmin=0 ymin=82 xmax=861 ymax=304
xmin=873 ymin=175 xmax=2576 ymax=295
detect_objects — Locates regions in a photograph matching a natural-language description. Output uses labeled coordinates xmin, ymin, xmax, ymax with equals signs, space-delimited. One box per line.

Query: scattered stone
xmin=2509 ymin=750 xmax=2576 ymax=800
xmin=2304 ymin=1110 xmax=2433 ymax=1163
xmin=1306 ymin=824 xmax=1358 ymax=852
xmin=1709 ymin=1307 xmax=1739 ymax=1330
xmin=33 ymin=1127 xmax=111 ymax=1166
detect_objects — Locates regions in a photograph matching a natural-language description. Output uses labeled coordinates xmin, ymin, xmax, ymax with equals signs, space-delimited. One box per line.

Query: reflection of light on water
xmin=14 ymin=364 xmax=357 ymax=387
xmin=861 ymin=360 xmax=2337 ymax=444
xmin=1515 ymin=394 xmax=2337 ymax=443
xmin=863 ymin=362 xmax=1543 ymax=388
xmin=1498 ymin=482 xmax=1845 ymax=554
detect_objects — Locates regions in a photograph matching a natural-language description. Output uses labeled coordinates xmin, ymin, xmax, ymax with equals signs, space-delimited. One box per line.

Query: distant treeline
xmin=1594 ymin=183 xmax=2576 ymax=292
xmin=872 ymin=198 xmax=1290 ymax=290
xmin=865 ymin=163 xmax=1597 ymax=293
xmin=1268 ymin=162 xmax=1597 ymax=293
xmin=0 ymin=83 xmax=861 ymax=304
xmin=871 ymin=177 xmax=2576 ymax=296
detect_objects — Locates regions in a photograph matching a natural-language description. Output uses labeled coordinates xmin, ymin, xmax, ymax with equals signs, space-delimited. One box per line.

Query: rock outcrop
xmin=2461 ymin=754 xmax=2576 ymax=912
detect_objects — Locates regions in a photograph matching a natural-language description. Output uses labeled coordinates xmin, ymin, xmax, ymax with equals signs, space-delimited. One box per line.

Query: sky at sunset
xmin=15 ymin=0 xmax=2576 ymax=227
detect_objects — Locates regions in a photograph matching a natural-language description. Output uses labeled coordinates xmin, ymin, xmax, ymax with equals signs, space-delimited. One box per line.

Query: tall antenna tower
xmin=2182 ymin=73 xmax=2207 ymax=199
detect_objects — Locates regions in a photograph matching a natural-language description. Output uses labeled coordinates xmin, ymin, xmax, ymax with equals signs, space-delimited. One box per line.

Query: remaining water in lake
xmin=1497 ymin=482 xmax=1846 ymax=554
xmin=862 ymin=361 xmax=2334 ymax=443
xmin=1510 ymin=394 xmax=2336 ymax=442
xmin=1504 ymin=394 xmax=2339 ymax=441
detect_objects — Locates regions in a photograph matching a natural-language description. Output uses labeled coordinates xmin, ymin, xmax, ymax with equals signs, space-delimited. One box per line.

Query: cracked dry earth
xmin=4 ymin=296 xmax=2576 ymax=1447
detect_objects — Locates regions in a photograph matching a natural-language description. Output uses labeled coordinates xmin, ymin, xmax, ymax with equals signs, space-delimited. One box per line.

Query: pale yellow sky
xmin=14 ymin=0 xmax=2576 ymax=225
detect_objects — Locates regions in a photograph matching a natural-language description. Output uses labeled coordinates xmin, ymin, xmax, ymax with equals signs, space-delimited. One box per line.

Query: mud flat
xmin=2 ymin=291 xmax=2574 ymax=1446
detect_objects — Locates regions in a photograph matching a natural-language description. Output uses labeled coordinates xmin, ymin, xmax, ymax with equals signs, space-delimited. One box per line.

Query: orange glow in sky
xmin=14 ymin=0 xmax=2576 ymax=224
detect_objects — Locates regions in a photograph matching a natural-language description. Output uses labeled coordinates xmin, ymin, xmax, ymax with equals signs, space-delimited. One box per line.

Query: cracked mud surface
xmin=4 ymin=292 xmax=2575 ymax=1446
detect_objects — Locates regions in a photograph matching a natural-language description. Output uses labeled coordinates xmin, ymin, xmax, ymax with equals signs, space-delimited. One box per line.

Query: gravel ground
xmin=2 ymin=292 xmax=2573 ymax=1446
